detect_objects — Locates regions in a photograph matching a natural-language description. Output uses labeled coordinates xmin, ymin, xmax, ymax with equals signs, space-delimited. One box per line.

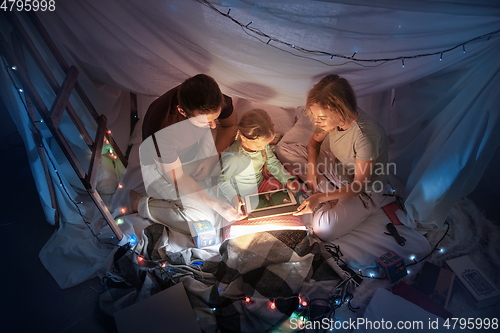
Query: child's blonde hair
xmin=238 ymin=109 xmax=275 ymax=140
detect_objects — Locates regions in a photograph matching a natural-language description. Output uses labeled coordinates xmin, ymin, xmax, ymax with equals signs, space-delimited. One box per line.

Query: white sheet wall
xmin=2 ymin=1 xmax=500 ymax=231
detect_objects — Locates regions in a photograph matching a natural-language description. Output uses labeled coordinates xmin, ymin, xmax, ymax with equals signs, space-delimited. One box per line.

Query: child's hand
xmin=286 ymin=179 xmax=299 ymax=195
xmin=232 ymin=195 xmax=247 ymax=219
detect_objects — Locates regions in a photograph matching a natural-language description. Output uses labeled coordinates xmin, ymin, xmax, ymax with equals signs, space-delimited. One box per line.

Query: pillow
xmin=233 ymin=98 xmax=301 ymax=134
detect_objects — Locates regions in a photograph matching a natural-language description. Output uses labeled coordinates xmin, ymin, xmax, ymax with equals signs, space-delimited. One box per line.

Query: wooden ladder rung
xmin=5 ymin=12 xmax=95 ymax=148
xmin=0 ymin=31 xmax=87 ymax=179
xmin=86 ymin=115 xmax=107 ymax=192
xmin=49 ymin=66 xmax=79 ymax=128
xmin=89 ymin=190 xmax=123 ymax=241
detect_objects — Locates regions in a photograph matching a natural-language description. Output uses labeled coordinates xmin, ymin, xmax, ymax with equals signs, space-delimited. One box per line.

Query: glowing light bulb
xmin=128 ymin=234 xmax=137 ymax=245
xmin=118 ymin=184 xmax=123 ymax=189
xmin=120 ymin=207 xmax=126 ymax=214
xmin=410 ymin=255 xmax=416 ymax=260
xmin=270 ymin=301 xmax=276 ymax=310
xmin=107 ymin=130 xmax=111 ymax=134
xmin=116 ymin=218 xmax=123 ymax=225
xmin=161 ymin=262 xmax=167 ymax=267
xmin=11 ymin=66 xmax=17 ymax=70
xmin=137 ymin=256 xmax=144 ymax=263
xmin=245 ymin=297 xmax=251 ymax=303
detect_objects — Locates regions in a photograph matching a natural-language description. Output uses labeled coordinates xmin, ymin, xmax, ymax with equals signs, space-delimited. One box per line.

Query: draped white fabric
xmin=3 ymin=0 xmax=500 ymax=232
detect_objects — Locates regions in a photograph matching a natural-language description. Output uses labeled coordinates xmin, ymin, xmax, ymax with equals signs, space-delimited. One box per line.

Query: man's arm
xmin=215 ymin=110 xmax=238 ymax=153
xmin=157 ymin=157 xmax=242 ymax=221
xmin=191 ymin=110 xmax=237 ymax=181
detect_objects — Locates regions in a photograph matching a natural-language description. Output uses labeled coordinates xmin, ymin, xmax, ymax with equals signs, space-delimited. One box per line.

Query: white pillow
xmin=232 ymin=98 xmax=302 ymax=135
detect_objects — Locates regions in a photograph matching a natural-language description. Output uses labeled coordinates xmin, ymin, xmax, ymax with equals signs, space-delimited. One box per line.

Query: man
xmin=131 ymin=74 xmax=243 ymax=238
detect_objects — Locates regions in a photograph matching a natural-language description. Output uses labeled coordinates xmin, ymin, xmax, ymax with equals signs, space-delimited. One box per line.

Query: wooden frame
xmin=0 ymin=12 xmax=126 ymax=241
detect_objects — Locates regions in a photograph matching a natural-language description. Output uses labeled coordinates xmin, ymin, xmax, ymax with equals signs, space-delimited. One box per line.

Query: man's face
xmin=178 ymin=107 xmax=221 ymax=129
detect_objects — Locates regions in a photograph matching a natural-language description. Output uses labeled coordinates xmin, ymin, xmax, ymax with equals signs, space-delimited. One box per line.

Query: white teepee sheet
xmin=0 ymin=0 xmax=499 ymax=287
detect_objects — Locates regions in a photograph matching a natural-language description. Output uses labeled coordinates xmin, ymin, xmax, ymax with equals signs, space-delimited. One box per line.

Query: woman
xmin=285 ymin=75 xmax=389 ymax=241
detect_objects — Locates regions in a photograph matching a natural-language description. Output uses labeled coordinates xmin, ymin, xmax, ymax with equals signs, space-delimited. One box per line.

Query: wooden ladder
xmin=0 ymin=12 xmax=127 ymax=241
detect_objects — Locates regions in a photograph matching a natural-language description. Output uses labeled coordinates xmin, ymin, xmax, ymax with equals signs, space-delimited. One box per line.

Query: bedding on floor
xmin=99 ymin=226 xmax=350 ymax=333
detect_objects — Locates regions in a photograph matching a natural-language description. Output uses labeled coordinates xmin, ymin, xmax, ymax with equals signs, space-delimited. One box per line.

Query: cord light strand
xmin=1 ymin=55 xmax=122 ymax=248
xmin=196 ymin=0 xmax=500 ymax=68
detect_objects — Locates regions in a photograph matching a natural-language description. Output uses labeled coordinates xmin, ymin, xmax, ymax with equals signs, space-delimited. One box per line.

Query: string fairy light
xmin=196 ymin=0 xmax=500 ymax=68
xmin=1 ymin=55 xmax=130 ymax=248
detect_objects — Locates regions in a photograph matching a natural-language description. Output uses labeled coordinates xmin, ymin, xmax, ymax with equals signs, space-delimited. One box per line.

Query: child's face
xmin=240 ymin=134 xmax=274 ymax=152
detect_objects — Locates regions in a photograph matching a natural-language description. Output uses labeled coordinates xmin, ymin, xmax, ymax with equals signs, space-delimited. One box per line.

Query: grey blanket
xmin=100 ymin=224 xmax=353 ymax=332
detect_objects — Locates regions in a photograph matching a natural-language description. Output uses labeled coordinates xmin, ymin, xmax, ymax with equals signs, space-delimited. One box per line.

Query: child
xmin=217 ymin=109 xmax=298 ymax=215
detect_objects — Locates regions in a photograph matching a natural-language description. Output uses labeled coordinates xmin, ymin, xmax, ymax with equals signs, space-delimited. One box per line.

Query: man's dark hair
xmin=177 ymin=74 xmax=224 ymax=117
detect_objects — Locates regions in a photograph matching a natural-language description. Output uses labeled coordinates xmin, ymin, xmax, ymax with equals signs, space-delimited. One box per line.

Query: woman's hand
xmin=293 ymin=193 xmax=322 ymax=216
xmin=305 ymin=169 xmax=320 ymax=193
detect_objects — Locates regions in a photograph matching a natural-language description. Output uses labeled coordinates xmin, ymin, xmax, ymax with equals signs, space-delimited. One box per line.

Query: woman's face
xmin=309 ymin=103 xmax=343 ymax=132
xmin=240 ymin=134 xmax=274 ymax=152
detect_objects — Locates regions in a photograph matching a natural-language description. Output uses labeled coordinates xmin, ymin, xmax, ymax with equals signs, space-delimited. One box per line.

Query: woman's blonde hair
xmin=238 ymin=109 xmax=275 ymax=140
xmin=306 ymin=75 xmax=358 ymax=123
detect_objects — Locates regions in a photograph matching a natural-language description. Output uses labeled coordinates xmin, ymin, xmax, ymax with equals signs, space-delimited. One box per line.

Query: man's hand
xmin=214 ymin=201 xmax=246 ymax=223
xmin=190 ymin=156 xmax=218 ymax=181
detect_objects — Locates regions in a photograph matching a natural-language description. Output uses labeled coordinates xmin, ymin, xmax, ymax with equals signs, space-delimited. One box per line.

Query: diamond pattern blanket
xmin=100 ymin=224 xmax=348 ymax=333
